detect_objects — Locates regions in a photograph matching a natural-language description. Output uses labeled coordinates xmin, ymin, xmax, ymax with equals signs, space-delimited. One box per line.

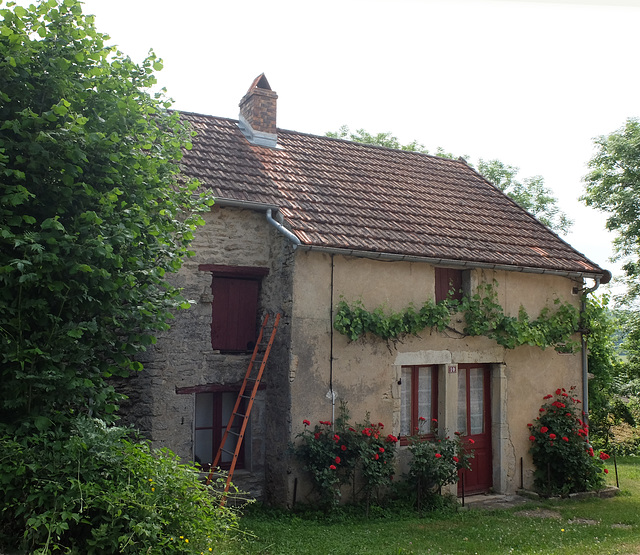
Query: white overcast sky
xmin=80 ymin=0 xmax=640 ymax=289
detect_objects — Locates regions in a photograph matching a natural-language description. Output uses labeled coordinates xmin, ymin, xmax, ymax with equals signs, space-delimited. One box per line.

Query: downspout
xmin=266 ymin=208 xmax=301 ymax=249
xmin=580 ymin=276 xmax=602 ymax=426
xmin=330 ymin=254 xmax=335 ymax=430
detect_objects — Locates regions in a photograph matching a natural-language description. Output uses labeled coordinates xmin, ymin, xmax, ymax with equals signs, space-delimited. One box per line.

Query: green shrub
xmin=406 ymin=419 xmax=472 ymax=510
xmin=528 ymin=387 xmax=609 ymax=495
xmin=0 ymin=418 xmax=245 ymax=554
xmin=292 ymin=412 xmax=398 ymax=510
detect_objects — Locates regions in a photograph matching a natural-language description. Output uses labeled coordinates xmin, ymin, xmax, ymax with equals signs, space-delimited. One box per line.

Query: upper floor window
xmin=199 ymin=265 xmax=269 ymax=353
xmin=435 ymin=267 xmax=463 ymax=303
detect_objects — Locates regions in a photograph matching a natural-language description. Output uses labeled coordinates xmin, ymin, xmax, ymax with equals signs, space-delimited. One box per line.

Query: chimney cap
xmin=247 ymin=73 xmax=272 ymax=93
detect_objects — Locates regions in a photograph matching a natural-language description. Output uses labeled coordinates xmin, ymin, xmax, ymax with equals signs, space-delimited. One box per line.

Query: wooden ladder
xmin=206 ymin=313 xmax=281 ymax=504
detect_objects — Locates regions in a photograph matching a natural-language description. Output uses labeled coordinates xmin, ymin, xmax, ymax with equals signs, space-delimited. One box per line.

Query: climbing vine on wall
xmin=333 ymin=281 xmax=581 ymax=352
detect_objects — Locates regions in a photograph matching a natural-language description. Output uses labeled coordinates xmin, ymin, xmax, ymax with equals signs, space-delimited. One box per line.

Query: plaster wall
xmin=287 ymin=251 xmax=584 ymax=503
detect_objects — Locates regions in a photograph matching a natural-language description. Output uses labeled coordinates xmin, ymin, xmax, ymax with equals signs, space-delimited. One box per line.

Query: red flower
xmin=362 ymin=428 xmax=372 ymax=437
xmin=540 ymin=427 xmax=549 ymax=433
xmin=552 ymin=401 xmax=566 ymax=409
xmin=335 ymin=456 xmax=341 ymax=464
xmin=418 ymin=416 xmax=426 ymax=422
xmin=386 ymin=434 xmax=398 ymax=443
xmin=549 ymin=433 xmax=556 ymax=440
xmin=303 ymin=419 xmax=311 ymax=426
xmin=329 ymin=464 xmax=337 ymax=470
xmin=555 ymin=388 xmax=562 ymax=395
xmin=453 ymin=456 xmax=459 ymax=463
xmin=314 ymin=433 xmax=321 ymax=440
xmin=562 ymin=393 xmax=569 ymax=397
xmin=599 ymin=452 xmax=610 ymax=460
xmin=539 ymin=408 xmax=546 ymax=413
xmin=562 ymin=436 xmax=569 ymax=442
xmin=529 ymin=435 xmax=536 ymax=441
xmin=604 ymin=468 xmax=609 ymax=474
xmin=432 ymin=418 xmax=438 ymax=423
xmin=543 ymin=394 xmax=553 ymax=400
xmin=333 ymin=434 xmax=340 ymax=442
xmin=349 ymin=427 xmax=356 ymax=432
xmin=527 ymin=423 xmax=533 ymax=428
xmin=374 ymin=454 xmax=379 ymax=460
xmin=341 ymin=444 xmax=347 ymax=451
xmin=566 ymin=413 xmax=572 ymax=417
xmin=378 ymin=422 xmax=385 ymax=429
xmin=587 ymin=447 xmax=594 ymax=457
xmin=468 ymin=439 xmax=475 ymax=444
xmin=379 ymin=447 xmax=385 ymax=453
xmin=435 ymin=453 xmax=442 ymax=458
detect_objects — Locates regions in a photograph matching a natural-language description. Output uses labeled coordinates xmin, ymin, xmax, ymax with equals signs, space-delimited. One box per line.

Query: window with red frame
xmin=435 ymin=267 xmax=463 ymax=303
xmin=400 ymin=365 xmax=438 ymax=438
xmin=194 ymin=391 xmax=246 ymax=471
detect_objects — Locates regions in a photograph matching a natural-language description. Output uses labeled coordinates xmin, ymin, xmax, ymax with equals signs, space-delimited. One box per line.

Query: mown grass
xmin=234 ymin=457 xmax=640 ymax=554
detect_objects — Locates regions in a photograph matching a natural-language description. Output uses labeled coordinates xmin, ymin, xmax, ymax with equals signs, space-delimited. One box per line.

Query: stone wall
xmin=116 ymin=205 xmax=295 ymax=501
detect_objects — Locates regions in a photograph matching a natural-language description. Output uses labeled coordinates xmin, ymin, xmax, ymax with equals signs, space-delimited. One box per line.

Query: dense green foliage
xmin=583 ymin=118 xmax=640 ymax=304
xmin=326 ymin=126 xmax=571 ymax=234
xmin=406 ymin=420 xmax=472 ymax=511
xmin=0 ymin=0 xmax=212 ymax=430
xmin=581 ymin=119 xmax=640 ymax=451
xmin=528 ymin=388 xmax=608 ymax=496
xmin=0 ymin=2 xmax=239 ymax=552
xmin=0 ymin=418 xmax=244 ymax=554
xmin=334 ymin=281 xmax=580 ymax=352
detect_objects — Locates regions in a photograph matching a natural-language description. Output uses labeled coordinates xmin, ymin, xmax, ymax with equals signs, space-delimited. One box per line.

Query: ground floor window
xmin=400 ymin=365 xmax=438 ymax=438
xmin=194 ymin=391 xmax=246 ymax=471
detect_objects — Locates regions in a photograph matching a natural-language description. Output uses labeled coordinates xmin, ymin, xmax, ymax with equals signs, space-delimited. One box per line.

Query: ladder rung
xmin=220 ymin=448 xmax=236 ymax=456
xmin=227 ymin=430 xmax=243 ymax=438
xmin=233 ymin=411 xmax=248 ymax=419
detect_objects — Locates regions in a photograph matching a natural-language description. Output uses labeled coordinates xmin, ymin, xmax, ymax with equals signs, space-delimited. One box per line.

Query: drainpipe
xmin=266 ymin=208 xmax=301 ymax=249
xmin=580 ymin=275 xmax=603 ymax=426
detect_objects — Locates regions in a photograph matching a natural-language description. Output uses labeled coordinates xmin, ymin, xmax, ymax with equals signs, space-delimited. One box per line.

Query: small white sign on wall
xmin=448 ymin=365 xmax=457 ymax=374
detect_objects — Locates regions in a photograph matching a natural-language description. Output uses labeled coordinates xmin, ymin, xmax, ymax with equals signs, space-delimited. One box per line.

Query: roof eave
xmin=298 ymin=244 xmax=610 ymax=284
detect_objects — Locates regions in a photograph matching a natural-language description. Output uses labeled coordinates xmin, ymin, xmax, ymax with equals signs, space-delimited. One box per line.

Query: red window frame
xmin=400 ymin=365 xmax=438 ymax=445
xmin=193 ymin=390 xmax=246 ymax=471
xmin=435 ymin=267 xmax=463 ymax=303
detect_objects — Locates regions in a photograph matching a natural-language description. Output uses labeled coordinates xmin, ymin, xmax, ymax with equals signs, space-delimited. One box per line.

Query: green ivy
xmin=333 ymin=281 xmax=580 ymax=352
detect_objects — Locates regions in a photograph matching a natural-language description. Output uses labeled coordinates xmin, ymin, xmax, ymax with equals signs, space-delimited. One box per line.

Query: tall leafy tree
xmin=327 ymin=127 xmax=572 ymax=235
xmin=0 ymin=0 xmax=212 ymax=431
xmin=583 ymin=118 xmax=640 ymax=304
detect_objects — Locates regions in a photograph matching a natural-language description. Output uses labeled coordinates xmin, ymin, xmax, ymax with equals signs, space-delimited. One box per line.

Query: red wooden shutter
xmin=435 ymin=267 xmax=463 ymax=303
xmin=211 ymin=277 xmax=259 ymax=351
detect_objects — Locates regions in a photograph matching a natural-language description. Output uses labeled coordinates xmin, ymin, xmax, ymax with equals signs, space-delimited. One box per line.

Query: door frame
xmin=457 ymin=364 xmax=493 ymax=495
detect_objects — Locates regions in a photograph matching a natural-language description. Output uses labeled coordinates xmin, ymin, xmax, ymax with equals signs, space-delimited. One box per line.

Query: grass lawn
xmin=232 ymin=457 xmax=640 ymax=554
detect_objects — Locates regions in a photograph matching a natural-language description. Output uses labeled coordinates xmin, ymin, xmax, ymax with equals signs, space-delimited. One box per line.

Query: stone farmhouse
xmin=120 ymin=74 xmax=610 ymax=505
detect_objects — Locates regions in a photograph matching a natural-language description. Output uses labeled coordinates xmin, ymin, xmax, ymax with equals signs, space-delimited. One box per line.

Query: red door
xmin=457 ymin=364 xmax=492 ymax=495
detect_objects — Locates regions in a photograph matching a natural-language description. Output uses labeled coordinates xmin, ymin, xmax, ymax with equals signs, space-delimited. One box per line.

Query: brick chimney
xmin=238 ymin=74 xmax=278 ymax=148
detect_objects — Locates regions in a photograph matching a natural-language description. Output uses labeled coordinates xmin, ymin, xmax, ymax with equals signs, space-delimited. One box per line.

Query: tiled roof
xmin=180 ymin=112 xmax=607 ymax=279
